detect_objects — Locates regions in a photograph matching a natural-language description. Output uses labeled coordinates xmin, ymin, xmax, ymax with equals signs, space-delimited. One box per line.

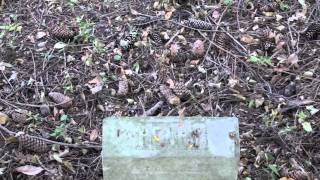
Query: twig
xmin=0 ymin=98 xmax=73 ymax=108
xmin=165 ymin=28 xmax=183 ymax=47
xmin=145 ymin=101 xmax=164 ymax=116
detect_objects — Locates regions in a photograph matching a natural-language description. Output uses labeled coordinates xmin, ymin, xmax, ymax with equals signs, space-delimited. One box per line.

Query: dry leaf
xmin=130 ymin=9 xmax=139 ymax=15
xmin=212 ymin=10 xmax=220 ymax=19
xmin=191 ymin=39 xmax=205 ymax=56
xmin=286 ymin=53 xmax=299 ymax=67
xmin=48 ymin=92 xmax=73 ymax=108
xmin=0 ymin=112 xmax=9 ymax=125
xmin=63 ymin=161 xmax=75 ymax=173
xmin=15 ymin=165 xmax=43 ymax=176
xmin=169 ymin=43 xmax=180 ymax=56
xmin=88 ymin=76 xmax=103 ymax=86
xmin=89 ymin=129 xmax=99 ymax=142
xmin=165 ymin=11 xmax=173 ymax=20
xmin=240 ymin=35 xmax=256 ymax=44
xmin=166 ymin=79 xmax=175 ymax=88
xmin=36 ymin=31 xmax=46 ymax=39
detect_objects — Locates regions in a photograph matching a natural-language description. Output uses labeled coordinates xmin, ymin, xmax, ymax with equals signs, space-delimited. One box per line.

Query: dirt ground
xmin=0 ymin=0 xmax=320 ymax=179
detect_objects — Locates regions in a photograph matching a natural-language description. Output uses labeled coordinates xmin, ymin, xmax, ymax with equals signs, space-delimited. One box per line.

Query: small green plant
xmin=0 ymin=23 xmax=22 ymax=38
xmin=26 ymin=112 xmax=41 ymax=124
xmin=223 ymin=0 xmax=233 ymax=6
xmin=297 ymin=111 xmax=312 ymax=132
xmin=248 ymin=55 xmax=272 ymax=66
xmin=50 ymin=124 xmax=67 ymax=138
xmin=265 ymin=164 xmax=279 ymax=179
xmin=93 ymin=38 xmax=105 ymax=54
xmin=63 ymin=72 xmax=74 ymax=93
xmin=279 ymin=1 xmax=290 ymax=11
xmin=76 ymin=16 xmax=94 ymax=43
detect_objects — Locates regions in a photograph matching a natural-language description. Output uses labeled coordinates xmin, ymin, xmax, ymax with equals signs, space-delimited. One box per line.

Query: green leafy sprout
xmin=248 ymin=55 xmax=272 ymax=66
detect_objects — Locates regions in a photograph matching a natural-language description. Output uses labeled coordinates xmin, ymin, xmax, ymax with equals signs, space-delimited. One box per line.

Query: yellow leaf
xmin=0 ymin=112 xmax=9 ymax=125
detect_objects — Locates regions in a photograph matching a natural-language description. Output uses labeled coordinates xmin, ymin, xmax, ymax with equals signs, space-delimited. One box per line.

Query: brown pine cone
xmin=149 ymin=32 xmax=164 ymax=44
xmin=260 ymin=2 xmax=278 ymax=12
xmin=182 ymin=18 xmax=212 ymax=30
xmin=287 ymin=170 xmax=308 ymax=180
xmin=159 ymin=85 xmax=180 ymax=105
xmin=215 ymin=32 xmax=230 ymax=52
xmin=48 ymin=92 xmax=73 ymax=108
xmin=172 ymin=82 xmax=189 ymax=98
xmin=50 ymin=26 xmax=77 ymax=41
xmin=304 ymin=23 xmax=320 ymax=40
xmin=17 ymin=133 xmax=49 ymax=153
xmin=261 ymin=38 xmax=276 ymax=52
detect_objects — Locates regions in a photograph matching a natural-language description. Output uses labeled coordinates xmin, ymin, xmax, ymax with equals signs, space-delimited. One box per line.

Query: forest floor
xmin=0 ymin=0 xmax=320 ymax=179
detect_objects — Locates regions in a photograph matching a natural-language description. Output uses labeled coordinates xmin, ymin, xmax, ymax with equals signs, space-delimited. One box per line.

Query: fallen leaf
xmin=130 ymin=9 xmax=139 ymax=15
xmin=286 ymin=53 xmax=299 ymax=67
xmin=88 ymin=76 xmax=103 ymax=86
xmin=165 ymin=11 xmax=173 ymax=20
xmin=0 ymin=167 xmax=5 ymax=175
xmin=240 ymin=35 xmax=256 ymax=44
xmin=53 ymin=42 xmax=67 ymax=49
xmin=212 ymin=10 xmax=220 ymax=19
xmin=191 ymin=39 xmax=205 ymax=56
xmin=0 ymin=112 xmax=9 ymax=125
xmin=170 ymin=43 xmax=180 ymax=56
xmin=166 ymin=79 xmax=175 ymax=88
xmin=63 ymin=161 xmax=75 ymax=173
xmin=36 ymin=31 xmax=46 ymax=39
xmin=89 ymin=129 xmax=99 ymax=142
xmin=15 ymin=165 xmax=43 ymax=176
xmin=52 ymin=153 xmax=63 ymax=163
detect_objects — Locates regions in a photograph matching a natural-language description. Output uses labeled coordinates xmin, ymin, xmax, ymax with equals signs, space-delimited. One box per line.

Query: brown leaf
xmin=165 ymin=11 xmax=173 ymax=20
xmin=286 ymin=53 xmax=299 ymax=67
xmin=89 ymin=129 xmax=99 ymax=142
xmin=240 ymin=35 xmax=257 ymax=44
xmin=15 ymin=165 xmax=43 ymax=176
xmin=169 ymin=43 xmax=180 ymax=56
xmin=166 ymin=79 xmax=175 ymax=89
xmin=191 ymin=39 xmax=205 ymax=56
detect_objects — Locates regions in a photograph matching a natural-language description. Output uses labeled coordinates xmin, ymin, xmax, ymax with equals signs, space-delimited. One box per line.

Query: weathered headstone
xmin=102 ymin=117 xmax=239 ymax=180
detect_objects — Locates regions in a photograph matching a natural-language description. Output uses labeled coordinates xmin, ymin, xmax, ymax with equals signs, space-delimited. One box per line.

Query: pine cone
xmin=287 ymin=170 xmax=308 ymax=180
xmin=50 ymin=26 xmax=77 ymax=41
xmin=117 ymin=76 xmax=129 ymax=96
xmin=120 ymin=28 xmax=138 ymax=50
xmin=261 ymin=38 xmax=276 ymax=52
xmin=160 ymin=85 xmax=180 ymax=105
xmin=17 ymin=133 xmax=49 ymax=153
xmin=260 ymin=2 xmax=278 ymax=12
xmin=48 ymin=92 xmax=73 ymax=108
xmin=172 ymin=82 xmax=189 ymax=98
xmin=182 ymin=18 xmax=212 ymax=30
xmin=172 ymin=51 xmax=193 ymax=63
xmin=149 ymin=32 xmax=164 ymax=44
xmin=304 ymin=23 xmax=320 ymax=40
xmin=215 ymin=32 xmax=230 ymax=52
